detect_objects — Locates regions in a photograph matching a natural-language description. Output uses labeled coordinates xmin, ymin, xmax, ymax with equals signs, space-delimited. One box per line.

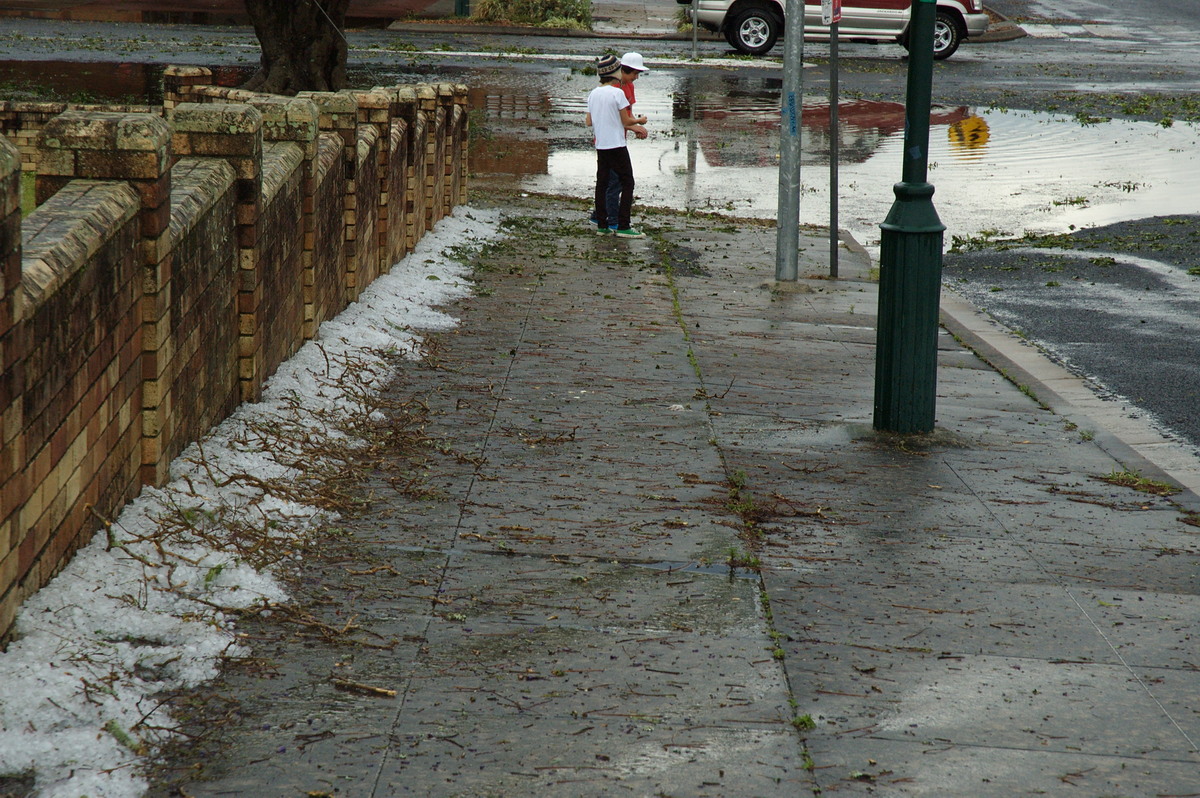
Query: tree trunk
xmin=242 ymin=0 xmax=350 ymax=95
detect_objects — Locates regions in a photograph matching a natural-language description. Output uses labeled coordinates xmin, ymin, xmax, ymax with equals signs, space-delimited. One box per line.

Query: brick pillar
xmin=395 ymin=87 xmax=428 ymax=252
xmin=417 ymin=84 xmax=445 ymax=230
xmin=247 ymin=95 xmax=321 ymax=338
xmin=0 ymin=136 xmax=19 ymax=341
xmin=162 ymin=66 xmax=214 ymax=116
xmin=38 ymin=111 xmax=172 ymax=485
xmin=438 ymin=83 xmax=456 ymax=217
xmin=451 ymin=83 xmax=470 ymax=211
xmin=170 ymin=102 xmax=264 ymax=402
xmin=299 ymin=91 xmax=358 ymax=304
xmin=0 ymin=137 xmax=25 ymax=635
xmin=354 ymin=89 xmax=397 ymax=277
xmin=36 ymin=110 xmax=172 ymax=237
xmin=384 ymin=104 xmax=409 ymax=268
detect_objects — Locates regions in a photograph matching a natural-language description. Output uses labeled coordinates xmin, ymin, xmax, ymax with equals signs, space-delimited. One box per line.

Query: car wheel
xmin=900 ymin=10 xmax=964 ymax=59
xmin=727 ymin=6 xmax=780 ymax=55
xmin=932 ymin=10 xmax=963 ymax=59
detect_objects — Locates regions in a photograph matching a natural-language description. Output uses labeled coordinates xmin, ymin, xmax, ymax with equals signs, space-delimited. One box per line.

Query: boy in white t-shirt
xmin=585 ymin=54 xmax=647 ymax=238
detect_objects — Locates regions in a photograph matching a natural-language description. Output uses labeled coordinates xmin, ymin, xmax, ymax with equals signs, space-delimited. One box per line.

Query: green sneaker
xmin=613 ymin=228 xmax=645 ymax=239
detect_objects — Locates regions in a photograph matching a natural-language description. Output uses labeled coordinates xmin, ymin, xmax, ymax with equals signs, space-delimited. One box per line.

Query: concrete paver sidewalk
xmin=165 ymin=191 xmax=1200 ymax=796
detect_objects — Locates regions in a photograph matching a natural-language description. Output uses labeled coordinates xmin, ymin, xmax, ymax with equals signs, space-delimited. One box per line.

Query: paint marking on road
xmin=1020 ymin=22 xmax=1147 ymax=42
xmin=1081 ymin=24 xmax=1136 ymax=39
xmin=1053 ymin=24 xmax=1091 ymax=37
xmin=1019 ymin=24 xmax=1068 ymax=39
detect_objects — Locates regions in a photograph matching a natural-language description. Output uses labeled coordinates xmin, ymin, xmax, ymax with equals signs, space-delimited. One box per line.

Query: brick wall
xmin=0 ymin=101 xmax=158 ymax=173
xmin=1 ymin=175 xmax=143 ymax=635
xmin=0 ymin=69 xmax=470 ymax=639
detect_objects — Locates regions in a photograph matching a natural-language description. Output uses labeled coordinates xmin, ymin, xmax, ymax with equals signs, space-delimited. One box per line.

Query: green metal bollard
xmin=455 ymin=0 xmax=470 ymax=17
xmin=873 ymin=0 xmax=945 ymax=434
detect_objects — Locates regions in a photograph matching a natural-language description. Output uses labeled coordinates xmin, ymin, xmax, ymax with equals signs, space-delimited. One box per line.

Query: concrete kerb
xmin=974 ymin=19 xmax=1027 ymax=43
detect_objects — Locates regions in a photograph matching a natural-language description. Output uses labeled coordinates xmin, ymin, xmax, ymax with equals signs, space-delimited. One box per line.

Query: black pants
xmin=595 ymin=146 xmax=634 ymax=230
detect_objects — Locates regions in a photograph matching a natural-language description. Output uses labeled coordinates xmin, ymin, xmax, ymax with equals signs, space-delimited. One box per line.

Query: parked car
xmin=679 ymin=0 xmax=989 ymax=59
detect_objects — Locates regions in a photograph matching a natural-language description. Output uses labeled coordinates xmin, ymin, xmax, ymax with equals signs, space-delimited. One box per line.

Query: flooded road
xmin=456 ymin=68 xmax=1200 ymax=256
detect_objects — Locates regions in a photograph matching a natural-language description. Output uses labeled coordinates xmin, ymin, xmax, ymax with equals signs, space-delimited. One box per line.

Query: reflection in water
xmin=467 ymin=86 xmax=552 ymax=175
xmin=0 ymin=60 xmax=251 ymax=104
xmin=0 ymin=61 xmax=169 ymax=104
xmin=478 ymin=69 xmax=1200 ymax=255
xmin=947 ymin=116 xmax=991 ymax=159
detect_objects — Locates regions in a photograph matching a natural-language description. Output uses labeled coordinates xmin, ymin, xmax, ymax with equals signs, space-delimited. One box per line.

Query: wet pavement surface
xmin=149 ymin=186 xmax=1200 ymax=796
xmin=6 ymin=5 xmax=1200 ymax=792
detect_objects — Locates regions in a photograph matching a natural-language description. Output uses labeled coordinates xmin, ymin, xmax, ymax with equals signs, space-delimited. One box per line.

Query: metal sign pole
xmin=775 ymin=0 xmax=804 ymax=282
xmin=822 ymin=0 xmax=842 ymax=278
xmin=828 ymin=18 xmax=840 ymax=277
xmin=691 ymin=0 xmax=699 ymax=60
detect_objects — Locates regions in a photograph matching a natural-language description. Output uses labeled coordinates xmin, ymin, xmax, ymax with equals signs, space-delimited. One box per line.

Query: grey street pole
xmin=691 ymin=0 xmax=699 ymax=60
xmin=828 ymin=20 xmax=839 ymax=278
xmin=775 ymin=0 xmax=804 ymax=281
xmin=872 ymin=0 xmax=945 ymax=433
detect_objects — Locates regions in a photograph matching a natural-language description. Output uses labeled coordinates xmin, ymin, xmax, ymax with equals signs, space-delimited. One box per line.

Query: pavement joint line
xmin=1059 ymin=583 xmax=1200 ymax=755
xmin=405 ymin=541 xmax=756 ymax=575
xmin=944 ymin=454 xmax=1200 ymax=755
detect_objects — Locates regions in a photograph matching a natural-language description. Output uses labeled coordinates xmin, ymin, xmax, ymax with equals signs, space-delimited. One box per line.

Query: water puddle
xmin=0 ymin=59 xmax=250 ymax=104
xmin=463 ymin=69 xmax=1200 ymax=255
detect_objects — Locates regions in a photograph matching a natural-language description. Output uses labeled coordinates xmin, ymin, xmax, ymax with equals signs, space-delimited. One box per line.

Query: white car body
xmin=683 ymin=0 xmax=990 ymax=58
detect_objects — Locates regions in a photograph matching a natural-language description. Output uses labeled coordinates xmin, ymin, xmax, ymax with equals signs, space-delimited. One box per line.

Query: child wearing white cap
xmin=617 ymin=52 xmax=649 ymax=128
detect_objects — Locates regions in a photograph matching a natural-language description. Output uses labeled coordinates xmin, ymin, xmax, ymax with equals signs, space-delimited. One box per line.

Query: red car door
xmin=805 ymin=0 xmax=910 ymax=37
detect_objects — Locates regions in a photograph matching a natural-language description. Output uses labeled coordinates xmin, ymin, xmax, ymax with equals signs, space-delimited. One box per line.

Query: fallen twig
xmin=331 ymin=678 xmax=396 ymax=698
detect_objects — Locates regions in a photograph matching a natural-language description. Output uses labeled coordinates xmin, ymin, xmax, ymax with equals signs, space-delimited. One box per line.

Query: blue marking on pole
xmin=908 ymin=145 xmax=923 ymax=160
xmin=786 ymin=92 xmax=798 ymax=137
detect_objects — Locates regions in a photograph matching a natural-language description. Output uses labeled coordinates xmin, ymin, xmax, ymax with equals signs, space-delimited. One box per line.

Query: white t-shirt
xmin=587 ymin=83 xmax=629 ymax=151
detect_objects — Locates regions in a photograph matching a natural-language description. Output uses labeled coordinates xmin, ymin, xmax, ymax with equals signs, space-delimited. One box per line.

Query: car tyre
xmin=727 ymin=5 xmax=780 ymax=55
xmin=900 ymin=9 xmax=964 ymax=60
xmin=932 ymin=10 xmax=963 ymax=59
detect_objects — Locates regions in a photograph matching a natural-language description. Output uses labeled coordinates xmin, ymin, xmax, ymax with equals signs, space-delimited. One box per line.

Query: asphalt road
xmin=945 ymin=217 xmax=1200 ymax=451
